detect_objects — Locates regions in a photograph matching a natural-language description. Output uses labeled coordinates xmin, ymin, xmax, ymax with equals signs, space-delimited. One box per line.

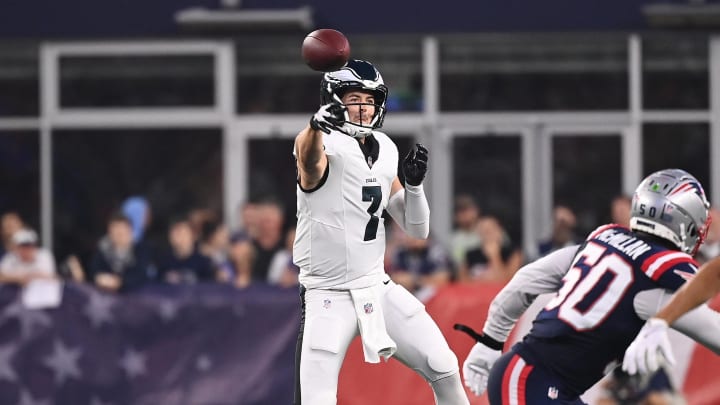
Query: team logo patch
xmin=323 ymin=299 xmax=332 ymax=309
xmin=364 ymin=303 xmax=374 ymax=314
xmin=547 ymin=386 xmax=559 ymax=400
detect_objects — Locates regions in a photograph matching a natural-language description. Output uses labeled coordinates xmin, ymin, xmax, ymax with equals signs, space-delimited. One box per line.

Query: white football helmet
xmin=630 ymin=169 xmax=711 ymax=255
xmin=320 ymin=59 xmax=388 ymax=138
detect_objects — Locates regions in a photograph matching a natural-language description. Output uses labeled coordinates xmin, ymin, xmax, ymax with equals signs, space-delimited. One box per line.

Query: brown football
xmin=301 ymin=29 xmax=350 ymax=72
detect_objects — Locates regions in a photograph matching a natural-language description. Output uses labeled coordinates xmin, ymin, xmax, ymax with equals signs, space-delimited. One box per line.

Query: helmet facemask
xmin=332 ymin=91 xmax=386 ymax=138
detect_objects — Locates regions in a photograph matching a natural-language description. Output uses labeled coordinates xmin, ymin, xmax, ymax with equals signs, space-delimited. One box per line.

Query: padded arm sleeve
xmin=386 ymin=184 xmax=430 ymax=239
xmin=634 ymin=289 xmax=720 ymax=354
xmin=483 ymin=245 xmax=579 ymax=341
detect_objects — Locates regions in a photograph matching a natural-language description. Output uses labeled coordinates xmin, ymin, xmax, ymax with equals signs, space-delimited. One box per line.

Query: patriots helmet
xmin=630 ymin=169 xmax=711 ymax=255
xmin=320 ymin=59 xmax=388 ymax=138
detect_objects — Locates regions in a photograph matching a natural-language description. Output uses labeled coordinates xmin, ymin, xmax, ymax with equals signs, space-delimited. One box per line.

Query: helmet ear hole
xmin=689 ymin=225 xmax=698 ymax=238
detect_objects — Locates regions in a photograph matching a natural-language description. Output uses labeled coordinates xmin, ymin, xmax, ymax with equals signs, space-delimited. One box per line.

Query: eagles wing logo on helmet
xmin=319 ymin=59 xmax=388 ymax=138
xmin=630 ymin=169 xmax=711 ymax=255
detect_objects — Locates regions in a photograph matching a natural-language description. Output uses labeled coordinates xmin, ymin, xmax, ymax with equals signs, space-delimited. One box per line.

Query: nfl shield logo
xmin=323 ymin=299 xmax=331 ymax=309
xmin=547 ymin=386 xmax=559 ymax=399
xmin=363 ymin=303 xmax=373 ymax=314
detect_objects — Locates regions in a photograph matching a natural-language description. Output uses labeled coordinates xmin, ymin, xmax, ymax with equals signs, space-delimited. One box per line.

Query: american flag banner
xmin=0 ymin=282 xmax=300 ymax=405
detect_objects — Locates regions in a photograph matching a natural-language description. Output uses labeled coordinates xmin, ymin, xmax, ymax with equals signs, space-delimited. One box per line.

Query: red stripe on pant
xmin=501 ymin=354 xmax=534 ymax=405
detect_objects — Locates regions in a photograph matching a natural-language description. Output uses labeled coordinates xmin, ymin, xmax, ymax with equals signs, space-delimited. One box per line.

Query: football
xmin=301 ymin=29 xmax=350 ymax=72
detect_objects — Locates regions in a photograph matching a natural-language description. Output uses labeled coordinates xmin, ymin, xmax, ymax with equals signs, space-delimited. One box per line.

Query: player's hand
xmin=622 ymin=318 xmax=676 ymax=375
xmin=463 ymin=342 xmax=501 ymax=396
xmin=310 ymin=102 xmax=346 ymax=134
xmin=402 ymin=144 xmax=428 ymax=186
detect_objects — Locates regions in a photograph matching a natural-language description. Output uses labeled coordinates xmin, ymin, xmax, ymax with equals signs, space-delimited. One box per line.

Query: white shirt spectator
xmin=0 ymin=249 xmax=56 ymax=277
xmin=0 ymin=229 xmax=56 ymax=282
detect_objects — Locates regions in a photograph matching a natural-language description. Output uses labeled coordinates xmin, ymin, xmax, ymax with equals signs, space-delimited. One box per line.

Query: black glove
xmin=310 ymin=102 xmax=346 ymax=134
xmin=402 ymin=143 xmax=428 ymax=186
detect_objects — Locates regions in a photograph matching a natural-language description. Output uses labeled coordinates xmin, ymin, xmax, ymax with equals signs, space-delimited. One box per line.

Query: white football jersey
xmin=293 ymin=130 xmax=399 ymax=290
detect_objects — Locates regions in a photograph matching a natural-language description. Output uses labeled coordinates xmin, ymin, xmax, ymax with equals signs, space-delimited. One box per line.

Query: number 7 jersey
xmin=293 ymin=130 xmax=399 ymax=290
xmin=519 ymin=223 xmax=699 ymax=395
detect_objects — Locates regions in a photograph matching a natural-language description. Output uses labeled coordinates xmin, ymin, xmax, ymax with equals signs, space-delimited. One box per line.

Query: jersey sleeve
xmin=586 ymin=223 xmax=623 ymax=241
xmin=640 ymin=250 xmax=698 ymax=291
xmin=322 ymin=132 xmax=337 ymax=155
xmin=634 ymin=288 xmax=720 ymax=354
xmin=483 ymin=245 xmax=580 ymax=341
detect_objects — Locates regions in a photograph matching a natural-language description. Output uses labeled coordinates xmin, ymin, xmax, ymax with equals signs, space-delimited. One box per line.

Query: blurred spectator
xmin=59 ymin=255 xmax=86 ymax=282
xmin=199 ymin=220 xmax=230 ymax=274
xmin=249 ymin=197 xmax=286 ymax=283
xmin=459 ymin=216 xmax=523 ymax=283
xmin=611 ymin=194 xmax=632 ymax=227
xmin=158 ymin=218 xmax=215 ymax=284
xmin=220 ymin=233 xmax=255 ymax=288
xmin=121 ymin=196 xmax=152 ymax=244
xmin=0 ymin=228 xmax=56 ymax=285
xmin=597 ymin=367 xmax=683 ymax=405
xmin=536 ymin=205 xmax=579 ymax=258
xmin=234 ymin=201 xmax=261 ymax=240
xmin=267 ymin=226 xmax=299 ymax=288
xmin=0 ymin=211 xmax=24 ymax=259
xmin=187 ymin=207 xmax=217 ymax=242
xmin=697 ymin=207 xmax=720 ymax=265
xmin=89 ymin=213 xmax=155 ymax=292
xmin=450 ymin=195 xmax=482 ymax=268
xmin=388 ymin=230 xmax=452 ymax=302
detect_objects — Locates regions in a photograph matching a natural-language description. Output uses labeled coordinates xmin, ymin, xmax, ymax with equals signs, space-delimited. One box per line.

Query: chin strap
xmin=453 ymin=323 xmax=505 ymax=351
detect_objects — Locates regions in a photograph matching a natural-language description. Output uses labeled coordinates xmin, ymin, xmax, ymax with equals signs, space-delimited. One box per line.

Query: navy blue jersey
xmin=517 ymin=224 xmax=698 ymax=396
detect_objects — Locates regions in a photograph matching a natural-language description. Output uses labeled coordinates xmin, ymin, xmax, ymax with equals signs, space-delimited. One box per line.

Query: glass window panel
xmin=552 ymin=135 xmax=622 ymax=237
xmin=235 ymin=35 xmax=422 ymax=113
xmin=440 ymin=34 xmax=628 ymax=111
xmin=642 ymin=123 xmax=709 ymax=199
xmin=642 ymin=35 xmax=708 ymax=109
xmin=0 ymin=131 xmax=40 ymax=232
xmin=52 ymin=128 xmax=222 ymax=266
xmin=59 ymin=55 xmax=215 ymax=108
xmin=0 ymin=43 xmax=39 ymax=116
xmin=453 ymin=136 xmax=523 ymax=243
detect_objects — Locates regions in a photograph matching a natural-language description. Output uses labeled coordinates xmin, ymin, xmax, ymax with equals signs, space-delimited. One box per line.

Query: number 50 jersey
xmin=293 ymin=130 xmax=399 ymax=290
xmin=519 ymin=224 xmax=699 ymax=396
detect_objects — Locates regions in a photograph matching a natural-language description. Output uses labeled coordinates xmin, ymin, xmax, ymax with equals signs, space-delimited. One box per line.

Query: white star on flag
xmin=196 ymin=354 xmax=212 ymax=372
xmin=90 ymin=396 xmax=113 ymax=405
xmin=17 ymin=389 xmax=51 ymax=405
xmin=1 ymin=300 xmax=51 ymax=339
xmin=43 ymin=339 xmax=82 ymax=385
xmin=158 ymin=300 xmax=179 ymax=322
xmin=84 ymin=289 xmax=116 ymax=328
xmin=119 ymin=348 xmax=147 ymax=379
xmin=0 ymin=344 xmax=18 ymax=382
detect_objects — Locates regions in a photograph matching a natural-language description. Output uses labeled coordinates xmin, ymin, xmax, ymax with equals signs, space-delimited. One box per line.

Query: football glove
xmin=310 ymin=102 xmax=346 ymax=134
xmin=622 ymin=318 xmax=676 ymax=375
xmin=454 ymin=323 xmax=505 ymax=396
xmin=463 ymin=342 xmax=502 ymax=396
xmin=402 ymin=144 xmax=428 ymax=186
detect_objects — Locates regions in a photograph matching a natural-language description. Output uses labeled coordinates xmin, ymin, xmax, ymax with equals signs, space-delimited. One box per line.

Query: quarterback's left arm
xmin=386 ymin=144 xmax=430 ymax=239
